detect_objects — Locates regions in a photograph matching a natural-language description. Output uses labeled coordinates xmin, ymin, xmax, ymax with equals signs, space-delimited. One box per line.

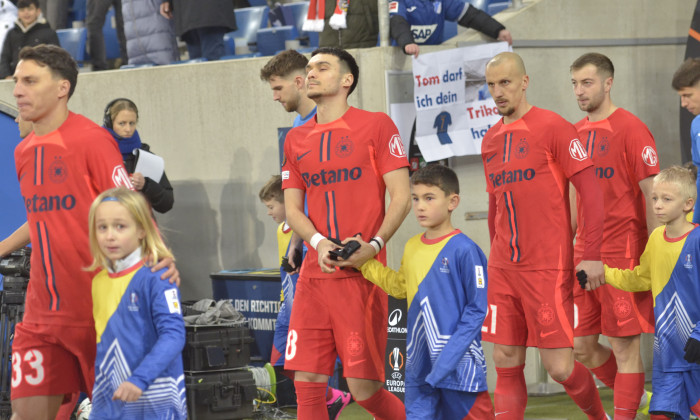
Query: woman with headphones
xmin=103 ymin=98 xmax=174 ymax=213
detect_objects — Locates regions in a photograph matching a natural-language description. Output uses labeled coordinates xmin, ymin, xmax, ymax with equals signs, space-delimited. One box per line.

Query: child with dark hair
xmin=0 ymin=0 xmax=58 ymax=78
xmin=354 ymin=164 xmax=494 ymax=419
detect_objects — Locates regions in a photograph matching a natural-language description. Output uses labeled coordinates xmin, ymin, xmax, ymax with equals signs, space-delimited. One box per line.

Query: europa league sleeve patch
xmin=164 ymin=288 xmax=181 ymax=314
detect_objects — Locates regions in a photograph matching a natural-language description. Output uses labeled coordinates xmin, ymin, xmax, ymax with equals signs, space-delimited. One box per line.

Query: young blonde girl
xmin=87 ymin=187 xmax=186 ymax=420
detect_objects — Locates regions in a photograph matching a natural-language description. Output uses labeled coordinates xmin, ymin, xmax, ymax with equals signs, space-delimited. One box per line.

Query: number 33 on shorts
xmin=12 ymin=349 xmax=45 ymax=387
xmin=286 ymin=330 xmax=298 ymax=360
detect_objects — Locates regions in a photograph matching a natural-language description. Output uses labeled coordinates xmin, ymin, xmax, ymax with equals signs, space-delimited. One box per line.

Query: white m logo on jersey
xmin=641 ymin=146 xmax=658 ymax=167
xmin=111 ymin=166 xmax=133 ymax=188
xmin=569 ymin=139 xmax=588 ymax=161
xmin=389 ymin=134 xmax=406 ymax=158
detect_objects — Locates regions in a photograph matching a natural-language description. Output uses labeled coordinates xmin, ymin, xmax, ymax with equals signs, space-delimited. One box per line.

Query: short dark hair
xmin=260 ymin=50 xmax=309 ymax=81
xmin=17 ymin=0 xmax=39 ymax=9
xmin=570 ymin=52 xmax=614 ymax=79
xmin=672 ymin=58 xmax=700 ymax=90
xmin=259 ymin=175 xmax=284 ymax=202
xmin=411 ymin=164 xmax=459 ymax=195
xmin=18 ymin=45 xmax=78 ymax=98
xmin=311 ymin=47 xmax=359 ymax=96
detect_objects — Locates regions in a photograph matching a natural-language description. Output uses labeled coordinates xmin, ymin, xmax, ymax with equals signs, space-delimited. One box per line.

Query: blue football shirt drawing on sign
xmin=434 ymin=111 xmax=453 ymax=145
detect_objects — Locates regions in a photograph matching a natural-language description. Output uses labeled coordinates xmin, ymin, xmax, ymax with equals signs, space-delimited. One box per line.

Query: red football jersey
xmin=282 ymin=107 xmax=408 ymax=278
xmin=573 ymin=108 xmax=659 ymax=260
xmin=15 ymin=112 xmax=132 ymax=326
xmin=482 ymin=106 xmax=593 ymax=270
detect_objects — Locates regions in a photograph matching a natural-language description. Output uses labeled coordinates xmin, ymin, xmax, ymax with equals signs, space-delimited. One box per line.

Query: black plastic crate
xmin=185 ymin=369 xmax=257 ymax=420
xmin=183 ymin=324 xmax=254 ymax=371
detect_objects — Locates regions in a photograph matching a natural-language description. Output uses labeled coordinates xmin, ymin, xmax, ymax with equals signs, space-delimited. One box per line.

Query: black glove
xmin=576 ymin=270 xmax=587 ymax=290
xmin=684 ymin=337 xmax=700 ymax=364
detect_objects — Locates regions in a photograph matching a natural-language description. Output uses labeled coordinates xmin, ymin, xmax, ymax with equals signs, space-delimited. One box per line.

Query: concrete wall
xmin=0 ymin=0 xmax=692 ymax=389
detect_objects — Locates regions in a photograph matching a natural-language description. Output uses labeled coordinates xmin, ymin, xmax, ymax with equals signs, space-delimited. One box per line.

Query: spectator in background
xmin=0 ymin=0 xmax=59 ymax=79
xmin=86 ymin=0 xmax=127 ymax=70
xmin=121 ymin=0 xmax=178 ymax=65
xmin=103 ymin=98 xmax=174 ymax=213
xmin=0 ymin=1 xmax=17 ymax=49
xmin=308 ymin=0 xmax=379 ymax=48
xmin=390 ymin=0 xmax=512 ymax=57
xmin=38 ymin=0 xmax=69 ymax=29
xmin=159 ymin=0 xmax=237 ymax=61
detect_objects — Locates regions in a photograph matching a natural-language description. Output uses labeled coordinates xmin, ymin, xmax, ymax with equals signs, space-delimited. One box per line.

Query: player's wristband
xmin=309 ymin=233 xmax=326 ymax=250
xmin=370 ymin=236 xmax=384 ymax=253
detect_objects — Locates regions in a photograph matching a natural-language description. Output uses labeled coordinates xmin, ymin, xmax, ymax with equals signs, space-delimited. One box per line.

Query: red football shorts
xmin=573 ymin=257 xmax=654 ymax=337
xmin=284 ymin=275 xmax=388 ymax=381
xmin=11 ymin=322 xmax=95 ymax=400
xmin=482 ymin=267 xmax=574 ymax=348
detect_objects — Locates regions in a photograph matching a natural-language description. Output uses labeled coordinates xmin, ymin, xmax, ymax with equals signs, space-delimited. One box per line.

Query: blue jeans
xmin=182 ymin=27 xmax=227 ymax=61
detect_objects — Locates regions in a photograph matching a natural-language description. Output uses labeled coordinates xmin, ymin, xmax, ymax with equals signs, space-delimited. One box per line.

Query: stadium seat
xmin=220 ymin=53 xmax=262 ymax=60
xmin=68 ymin=0 xmax=87 ymax=24
xmin=120 ymin=63 xmax=155 ymax=69
xmin=228 ymin=6 xmax=270 ymax=52
xmin=256 ymin=25 xmax=299 ymax=56
xmin=487 ymin=1 xmax=511 ymax=14
xmin=279 ymin=2 xmax=318 ymax=48
xmin=102 ymin=7 xmax=121 ymax=60
xmin=172 ymin=58 xmax=208 ymax=64
xmin=103 ymin=7 xmax=121 ymax=60
xmin=443 ymin=20 xmax=458 ymax=40
xmin=466 ymin=0 xmax=490 ymax=12
xmin=56 ymin=28 xmax=87 ymax=63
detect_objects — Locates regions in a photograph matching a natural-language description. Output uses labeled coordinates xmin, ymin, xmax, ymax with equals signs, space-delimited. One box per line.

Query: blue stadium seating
xmin=227 ymin=6 xmax=270 ymax=52
xmin=68 ymin=0 xmax=87 ymax=24
xmin=444 ymin=20 xmax=458 ymax=40
xmin=466 ymin=0 xmax=489 ymax=11
xmin=279 ymin=2 xmax=319 ymax=48
xmin=56 ymin=28 xmax=87 ymax=63
xmin=120 ymin=63 xmax=155 ymax=69
xmin=256 ymin=25 xmax=299 ymax=56
xmin=487 ymin=1 xmax=511 ymax=14
xmin=103 ymin=7 xmax=121 ymax=60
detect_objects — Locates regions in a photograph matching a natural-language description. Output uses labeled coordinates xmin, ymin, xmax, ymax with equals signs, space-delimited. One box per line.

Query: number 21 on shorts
xmin=12 ymin=349 xmax=45 ymax=388
xmin=482 ymin=304 xmax=497 ymax=335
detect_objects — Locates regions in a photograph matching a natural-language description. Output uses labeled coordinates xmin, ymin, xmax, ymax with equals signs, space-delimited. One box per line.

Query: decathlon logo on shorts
xmin=641 ymin=146 xmax=658 ymax=167
xmin=388 ymin=134 xmax=407 ymax=158
xmin=568 ymin=139 xmax=588 ymax=161
xmin=112 ymin=166 xmax=132 ymax=188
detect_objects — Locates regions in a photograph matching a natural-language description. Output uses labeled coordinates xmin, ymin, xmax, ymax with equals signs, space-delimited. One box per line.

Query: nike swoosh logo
xmin=616 ymin=318 xmax=634 ymax=327
xmin=495 ymin=411 xmax=509 ymax=416
xmin=347 ymin=359 xmax=366 ymax=367
xmin=407 ymin=6 xmax=417 ymax=11
xmin=486 ymin=153 xmax=497 ymax=163
xmin=296 ymin=150 xmax=311 ymax=161
xmin=540 ymin=330 xmax=558 ymax=338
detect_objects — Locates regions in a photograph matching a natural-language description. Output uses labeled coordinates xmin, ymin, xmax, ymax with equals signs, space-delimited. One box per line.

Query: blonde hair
xmin=654 ymin=165 xmax=697 ymax=201
xmin=87 ymin=187 xmax=173 ymax=271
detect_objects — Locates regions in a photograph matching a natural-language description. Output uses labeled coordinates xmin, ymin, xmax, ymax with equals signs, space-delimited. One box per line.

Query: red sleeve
xmin=570 ymin=166 xmax=603 ymax=260
xmin=281 ymin=128 xmax=305 ymax=191
xmin=624 ymin=120 xmax=659 ymax=182
xmin=548 ymin=116 xmax=593 ymax=178
xmin=86 ymin=129 xmax=133 ymax=192
xmin=488 ymin=193 xmax=496 ymax=243
xmin=374 ymin=113 xmax=409 ymax=175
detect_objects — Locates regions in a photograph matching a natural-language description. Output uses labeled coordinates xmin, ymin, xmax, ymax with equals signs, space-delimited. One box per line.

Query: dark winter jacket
xmin=163 ymin=0 xmax=237 ymax=37
xmin=319 ymin=0 xmax=378 ymax=48
xmin=0 ymin=18 xmax=59 ymax=78
xmin=124 ymin=143 xmax=174 ymax=214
